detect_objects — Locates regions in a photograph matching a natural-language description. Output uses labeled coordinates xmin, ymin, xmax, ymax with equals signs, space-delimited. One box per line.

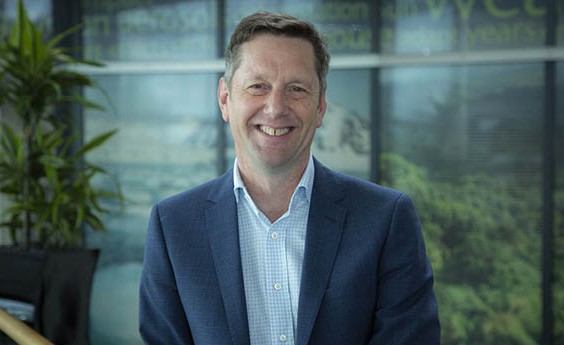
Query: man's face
xmin=218 ymin=34 xmax=327 ymax=175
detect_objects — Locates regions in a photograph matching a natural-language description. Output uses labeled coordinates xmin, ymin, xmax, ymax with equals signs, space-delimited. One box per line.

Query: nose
xmin=263 ymin=88 xmax=288 ymax=118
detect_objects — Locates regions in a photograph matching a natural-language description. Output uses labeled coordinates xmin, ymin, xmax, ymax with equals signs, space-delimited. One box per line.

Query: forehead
xmin=235 ymin=34 xmax=317 ymax=77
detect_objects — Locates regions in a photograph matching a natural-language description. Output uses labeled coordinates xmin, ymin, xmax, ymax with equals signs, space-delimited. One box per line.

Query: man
xmin=139 ymin=11 xmax=440 ymax=345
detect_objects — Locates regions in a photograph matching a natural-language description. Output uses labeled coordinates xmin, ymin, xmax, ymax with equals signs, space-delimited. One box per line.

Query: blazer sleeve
xmin=368 ymin=193 xmax=440 ymax=345
xmin=138 ymin=204 xmax=195 ymax=345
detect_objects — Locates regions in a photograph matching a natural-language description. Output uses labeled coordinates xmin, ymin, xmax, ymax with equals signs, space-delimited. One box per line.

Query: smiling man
xmin=218 ymin=33 xmax=325 ymax=222
xmin=139 ymin=11 xmax=440 ymax=345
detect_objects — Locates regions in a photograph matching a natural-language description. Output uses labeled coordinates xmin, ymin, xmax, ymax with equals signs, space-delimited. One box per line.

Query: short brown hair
xmin=224 ymin=11 xmax=330 ymax=92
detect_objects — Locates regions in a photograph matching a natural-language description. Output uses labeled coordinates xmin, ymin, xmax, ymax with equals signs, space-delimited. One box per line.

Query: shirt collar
xmin=233 ymin=156 xmax=315 ymax=204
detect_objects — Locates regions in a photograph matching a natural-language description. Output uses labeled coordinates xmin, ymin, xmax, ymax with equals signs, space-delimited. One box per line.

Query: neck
xmin=237 ymin=159 xmax=308 ymax=222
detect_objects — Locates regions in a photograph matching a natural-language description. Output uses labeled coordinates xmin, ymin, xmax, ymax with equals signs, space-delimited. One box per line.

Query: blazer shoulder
xmin=343 ymin=172 xmax=402 ymax=198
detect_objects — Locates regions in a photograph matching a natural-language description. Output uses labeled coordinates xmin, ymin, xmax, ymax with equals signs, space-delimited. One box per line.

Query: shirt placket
xmin=265 ymin=218 xmax=295 ymax=344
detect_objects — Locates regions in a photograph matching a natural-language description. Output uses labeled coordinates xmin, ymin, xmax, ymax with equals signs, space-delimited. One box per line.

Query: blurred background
xmin=0 ymin=0 xmax=563 ymax=344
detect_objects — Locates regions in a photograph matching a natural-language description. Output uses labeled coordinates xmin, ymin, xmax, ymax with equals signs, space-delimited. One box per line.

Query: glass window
xmin=82 ymin=0 xmax=218 ymax=61
xmin=84 ymin=73 xmax=218 ymax=344
xmin=313 ymin=69 xmax=372 ymax=179
xmin=381 ymin=0 xmax=549 ymax=54
xmin=380 ymin=64 xmax=544 ymax=345
xmin=224 ymin=0 xmax=374 ymax=55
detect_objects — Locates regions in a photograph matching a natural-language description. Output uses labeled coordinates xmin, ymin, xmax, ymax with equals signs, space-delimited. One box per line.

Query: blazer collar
xmin=296 ymin=159 xmax=347 ymax=345
xmin=205 ymin=170 xmax=251 ymax=345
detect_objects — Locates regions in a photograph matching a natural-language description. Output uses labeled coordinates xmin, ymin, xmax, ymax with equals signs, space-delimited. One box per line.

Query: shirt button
xmin=271 ymin=231 xmax=278 ymax=240
xmin=279 ymin=334 xmax=287 ymax=342
xmin=273 ymin=282 xmax=282 ymax=290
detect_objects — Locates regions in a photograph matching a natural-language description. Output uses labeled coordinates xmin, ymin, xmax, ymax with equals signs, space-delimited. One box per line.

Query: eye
xmin=287 ymin=85 xmax=309 ymax=99
xmin=247 ymin=83 xmax=269 ymax=96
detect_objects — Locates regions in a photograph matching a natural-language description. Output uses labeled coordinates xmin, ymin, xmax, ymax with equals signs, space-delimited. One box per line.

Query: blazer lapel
xmin=205 ymin=172 xmax=250 ymax=345
xmin=296 ymin=161 xmax=347 ymax=345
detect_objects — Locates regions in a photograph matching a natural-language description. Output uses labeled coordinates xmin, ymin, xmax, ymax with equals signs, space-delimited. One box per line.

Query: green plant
xmin=0 ymin=0 xmax=122 ymax=249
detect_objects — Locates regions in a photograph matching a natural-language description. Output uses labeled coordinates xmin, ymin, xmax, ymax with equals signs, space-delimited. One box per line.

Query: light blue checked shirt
xmin=233 ymin=156 xmax=314 ymax=345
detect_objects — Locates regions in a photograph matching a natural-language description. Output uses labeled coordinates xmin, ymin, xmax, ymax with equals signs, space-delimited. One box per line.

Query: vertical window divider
xmin=542 ymin=1 xmax=557 ymax=344
xmin=216 ymin=0 xmax=227 ymax=175
xmin=370 ymin=0 xmax=382 ymax=183
xmin=52 ymin=0 xmax=85 ymax=244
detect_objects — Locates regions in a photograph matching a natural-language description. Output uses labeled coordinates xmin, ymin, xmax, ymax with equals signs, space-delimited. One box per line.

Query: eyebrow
xmin=242 ymin=75 xmax=316 ymax=89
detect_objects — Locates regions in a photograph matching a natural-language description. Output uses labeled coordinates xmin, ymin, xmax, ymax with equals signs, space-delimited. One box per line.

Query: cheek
xmin=229 ymin=115 xmax=244 ymax=133
xmin=231 ymin=97 xmax=260 ymax=119
xmin=228 ymin=109 xmax=251 ymax=137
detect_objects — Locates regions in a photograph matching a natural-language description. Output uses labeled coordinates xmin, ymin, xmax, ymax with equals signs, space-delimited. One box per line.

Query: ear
xmin=316 ymin=92 xmax=327 ymax=128
xmin=218 ymin=77 xmax=230 ymax=122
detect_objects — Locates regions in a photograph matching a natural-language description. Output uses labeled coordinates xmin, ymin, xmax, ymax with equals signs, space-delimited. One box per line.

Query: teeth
xmin=260 ymin=126 xmax=290 ymax=136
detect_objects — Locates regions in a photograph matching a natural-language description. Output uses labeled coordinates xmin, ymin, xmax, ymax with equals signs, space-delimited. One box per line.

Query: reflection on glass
xmin=380 ymin=64 xmax=543 ymax=345
xmin=85 ymin=73 xmax=218 ymax=262
xmin=82 ymin=0 xmax=218 ymax=60
xmin=224 ymin=0 xmax=373 ymax=55
xmin=312 ymin=69 xmax=371 ymax=179
xmin=83 ymin=73 xmax=218 ymax=344
xmin=381 ymin=0 xmax=548 ymax=54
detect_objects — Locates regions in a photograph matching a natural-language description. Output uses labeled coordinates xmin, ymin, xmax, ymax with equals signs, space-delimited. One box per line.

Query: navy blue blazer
xmin=139 ymin=159 xmax=440 ymax=345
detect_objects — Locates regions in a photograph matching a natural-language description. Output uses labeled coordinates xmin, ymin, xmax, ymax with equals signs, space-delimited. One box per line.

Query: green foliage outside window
xmin=381 ymin=153 xmax=563 ymax=345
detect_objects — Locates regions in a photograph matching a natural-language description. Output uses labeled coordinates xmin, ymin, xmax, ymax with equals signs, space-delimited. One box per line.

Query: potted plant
xmin=0 ymin=1 xmax=122 ymax=344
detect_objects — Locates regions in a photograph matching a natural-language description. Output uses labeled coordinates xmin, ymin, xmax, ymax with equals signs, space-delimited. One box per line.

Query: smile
xmin=259 ymin=125 xmax=291 ymax=137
